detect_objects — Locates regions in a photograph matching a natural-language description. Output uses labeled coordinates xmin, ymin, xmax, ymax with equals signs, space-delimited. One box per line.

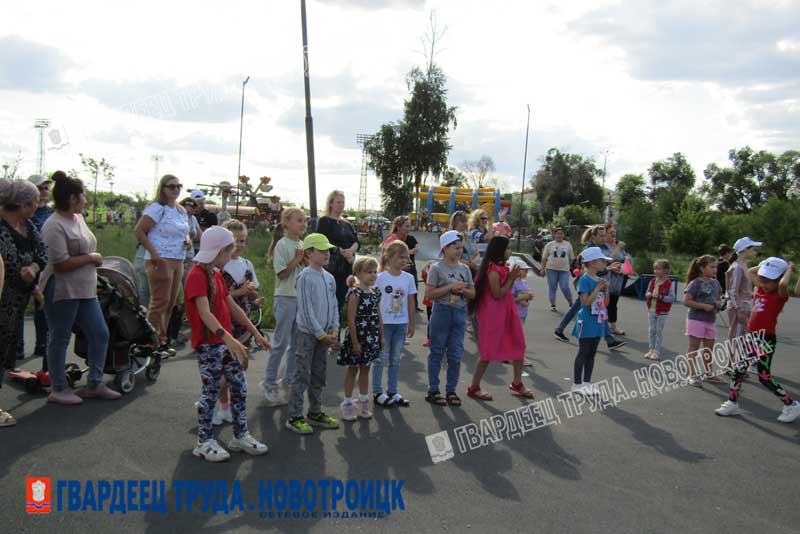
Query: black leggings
xmin=574 ymin=337 xmax=600 ymax=384
xmin=608 ymin=294 xmax=621 ymax=324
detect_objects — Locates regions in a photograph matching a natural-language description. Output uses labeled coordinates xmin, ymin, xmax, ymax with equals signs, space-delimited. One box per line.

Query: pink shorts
xmin=686 ymin=318 xmax=717 ymax=340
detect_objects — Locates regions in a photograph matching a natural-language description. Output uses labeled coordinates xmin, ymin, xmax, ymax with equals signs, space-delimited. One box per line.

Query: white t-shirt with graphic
xmin=376 ymin=271 xmax=417 ymax=325
xmin=142 ymin=202 xmax=189 ymax=260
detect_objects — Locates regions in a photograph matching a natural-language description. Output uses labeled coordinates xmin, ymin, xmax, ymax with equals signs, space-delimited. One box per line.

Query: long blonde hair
xmin=380 ymin=240 xmax=409 ymax=271
xmin=153 ymin=174 xmax=182 ymax=206
xmin=324 ymin=190 xmax=345 ymax=217
xmin=467 ymin=209 xmax=489 ymax=230
xmin=269 ymin=207 xmax=305 ymax=257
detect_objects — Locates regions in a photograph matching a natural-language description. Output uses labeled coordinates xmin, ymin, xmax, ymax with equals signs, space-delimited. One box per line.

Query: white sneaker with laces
xmin=193 ymin=439 xmax=231 ymax=462
xmin=212 ymin=406 xmax=232 ymax=426
xmin=340 ymin=400 xmax=357 ymax=422
xmin=263 ymin=385 xmax=288 ymax=407
xmin=228 ymin=432 xmax=269 ymax=455
xmin=715 ymin=400 xmax=741 ymax=417
xmin=777 ymin=401 xmax=800 ymax=423
xmin=356 ymin=399 xmax=372 ymax=419
xmin=570 ymin=383 xmax=585 ymax=395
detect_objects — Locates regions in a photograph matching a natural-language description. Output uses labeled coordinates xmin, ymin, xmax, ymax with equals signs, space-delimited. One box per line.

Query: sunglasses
xmin=164 ymin=184 xmax=183 ymax=191
xmin=480 ymin=217 xmax=489 ymax=221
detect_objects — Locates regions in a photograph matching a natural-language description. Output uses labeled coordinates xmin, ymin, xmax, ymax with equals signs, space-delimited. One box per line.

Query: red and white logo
xmin=26 ymin=477 xmax=51 ymax=514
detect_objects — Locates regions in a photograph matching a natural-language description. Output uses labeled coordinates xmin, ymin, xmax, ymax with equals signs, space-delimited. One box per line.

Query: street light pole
xmin=516 ymin=105 xmax=531 ymax=250
xmin=301 ymin=0 xmax=318 ymax=231
xmin=236 ymin=75 xmax=250 ymax=218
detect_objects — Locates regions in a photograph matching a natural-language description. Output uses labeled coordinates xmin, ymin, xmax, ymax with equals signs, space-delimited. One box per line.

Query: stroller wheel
xmin=114 ymin=369 xmax=136 ymax=394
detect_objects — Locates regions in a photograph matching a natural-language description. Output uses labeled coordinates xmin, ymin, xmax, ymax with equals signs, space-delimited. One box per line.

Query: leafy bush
xmin=560 ymin=204 xmax=602 ymax=226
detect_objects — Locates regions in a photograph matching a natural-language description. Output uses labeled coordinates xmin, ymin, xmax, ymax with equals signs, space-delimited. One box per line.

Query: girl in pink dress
xmin=467 ymin=236 xmax=534 ymax=401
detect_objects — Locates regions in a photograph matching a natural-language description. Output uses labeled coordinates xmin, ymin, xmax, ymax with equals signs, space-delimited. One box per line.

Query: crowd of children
xmin=177 ymin=213 xmax=800 ymax=462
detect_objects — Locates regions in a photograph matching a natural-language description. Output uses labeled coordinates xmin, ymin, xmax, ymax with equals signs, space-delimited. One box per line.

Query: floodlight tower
xmin=356 ymin=134 xmax=373 ymax=214
xmin=34 ymin=119 xmax=49 ymax=177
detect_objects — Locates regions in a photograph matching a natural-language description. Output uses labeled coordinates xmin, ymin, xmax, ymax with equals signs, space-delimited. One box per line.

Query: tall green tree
xmin=401 ymin=65 xmax=458 ymax=224
xmin=532 ymin=148 xmax=604 ymax=221
xmin=615 ymin=173 xmax=647 ymax=206
xmin=365 ymin=123 xmax=410 ymax=217
xmin=79 ymin=153 xmax=115 ymax=223
xmin=440 ymin=166 xmax=467 ymax=188
xmin=648 ymin=152 xmax=695 ymax=227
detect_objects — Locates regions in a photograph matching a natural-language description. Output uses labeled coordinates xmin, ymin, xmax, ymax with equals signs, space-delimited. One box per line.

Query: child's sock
xmin=220 ymin=402 xmax=230 ymax=411
xmin=343 ymin=398 xmax=354 ymax=405
xmin=359 ymin=394 xmax=369 ymax=402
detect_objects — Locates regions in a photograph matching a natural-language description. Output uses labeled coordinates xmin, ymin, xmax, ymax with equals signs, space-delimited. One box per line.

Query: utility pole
xmin=301 ymin=0 xmax=318 ymax=230
xmin=516 ymin=105 xmax=531 ymax=250
xmin=236 ymin=76 xmax=250 ymax=217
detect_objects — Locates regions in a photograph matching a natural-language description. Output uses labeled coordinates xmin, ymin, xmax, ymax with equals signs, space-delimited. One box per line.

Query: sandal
xmin=0 ymin=408 xmax=16 ymax=427
xmin=466 ymin=386 xmax=493 ymax=401
xmin=425 ymin=392 xmax=447 ymax=406
xmin=374 ymin=393 xmax=393 ymax=408
xmin=445 ymin=392 xmax=462 ymax=406
xmin=388 ymin=393 xmax=410 ymax=407
xmin=509 ymin=382 xmax=535 ymax=398
xmin=523 ymin=359 xmax=533 ymax=368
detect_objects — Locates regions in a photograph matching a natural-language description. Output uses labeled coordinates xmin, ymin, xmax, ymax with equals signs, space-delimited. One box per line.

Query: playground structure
xmin=410 ymin=185 xmax=513 ymax=229
xmin=194 ymin=175 xmax=281 ymax=227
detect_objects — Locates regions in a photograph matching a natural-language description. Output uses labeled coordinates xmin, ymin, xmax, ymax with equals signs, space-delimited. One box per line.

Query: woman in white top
xmin=134 ymin=174 xmax=189 ymax=349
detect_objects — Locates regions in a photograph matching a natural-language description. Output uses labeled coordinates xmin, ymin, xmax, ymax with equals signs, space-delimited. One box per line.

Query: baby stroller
xmin=69 ymin=256 xmax=165 ymax=394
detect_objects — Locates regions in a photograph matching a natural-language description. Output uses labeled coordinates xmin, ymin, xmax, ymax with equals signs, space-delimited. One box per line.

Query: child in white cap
xmin=185 ymin=226 xmax=271 ymax=462
xmin=424 ymin=231 xmax=475 ymax=406
xmin=716 ymin=258 xmax=799 ymax=422
xmin=725 ymin=237 xmax=761 ymax=370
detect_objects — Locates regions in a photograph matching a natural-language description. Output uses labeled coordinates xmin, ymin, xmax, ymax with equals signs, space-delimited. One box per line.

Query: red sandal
xmin=467 ymin=386 xmax=493 ymax=401
xmin=509 ymin=382 xmax=534 ymax=399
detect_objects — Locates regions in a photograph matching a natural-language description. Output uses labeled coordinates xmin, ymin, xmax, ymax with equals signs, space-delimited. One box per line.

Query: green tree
xmin=440 ymin=166 xmax=467 ymax=188
xmin=532 ymin=148 xmax=604 ymax=220
xmin=401 ymin=65 xmax=458 ymax=224
xmin=618 ymin=201 xmax=658 ymax=254
xmin=560 ymin=204 xmax=602 ymax=226
xmin=666 ymin=194 xmax=717 ymax=255
xmin=749 ymin=197 xmax=800 ymax=257
xmin=615 ymin=173 xmax=647 ymax=206
xmin=79 ymin=153 xmax=115 ymax=224
xmin=648 ymin=152 xmax=695 ymax=228
xmin=365 ymin=123 xmax=411 ymax=217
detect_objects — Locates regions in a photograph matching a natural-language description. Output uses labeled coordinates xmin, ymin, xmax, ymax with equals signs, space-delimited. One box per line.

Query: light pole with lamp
xmin=236 ymin=75 xmax=250 ymax=218
xmin=301 ymin=0 xmax=318 ymax=231
xmin=516 ymin=104 xmax=531 ymax=250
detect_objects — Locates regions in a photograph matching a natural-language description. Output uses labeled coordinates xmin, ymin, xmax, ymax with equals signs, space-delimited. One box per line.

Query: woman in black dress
xmin=0 ymin=178 xmax=48 ymax=427
xmin=317 ymin=190 xmax=360 ymax=311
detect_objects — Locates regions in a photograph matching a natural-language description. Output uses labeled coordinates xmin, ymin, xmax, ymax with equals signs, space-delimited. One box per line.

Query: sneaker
xmin=643 ymin=350 xmax=653 ymax=359
xmin=340 ymin=400 xmax=357 ymax=422
xmin=193 ymin=439 xmax=231 ymax=462
xmin=581 ymin=383 xmax=599 ymax=397
xmin=715 ymin=400 xmax=741 ymax=417
xmin=228 ymin=432 xmax=269 ymax=455
xmin=212 ymin=406 xmax=233 ymax=426
xmin=356 ymin=399 xmax=372 ymax=419
xmin=688 ymin=377 xmax=702 ymax=388
xmin=550 ymin=305 xmax=557 ymax=312
xmin=777 ymin=401 xmax=800 ymax=423
xmin=554 ymin=330 xmax=569 ymax=343
xmin=76 ymin=384 xmax=122 ymax=400
xmin=285 ymin=416 xmax=313 ymax=434
xmin=607 ymin=339 xmax=626 ymax=351
xmin=263 ymin=385 xmax=287 ymax=407
xmin=570 ymin=383 xmax=585 ymax=395
xmin=423 ymin=338 xmax=430 ymax=347
xmin=47 ymin=389 xmax=83 ymax=405
xmin=307 ymin=412 xmax=339 ymax=429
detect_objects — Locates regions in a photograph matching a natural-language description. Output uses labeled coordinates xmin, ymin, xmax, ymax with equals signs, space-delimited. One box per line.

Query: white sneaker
xmin=581 ymin=383 xmax=599 ymax=397
xmin=356 ymin=399 xmax=372 ymax=419
xmin=228 ymin=432 xmax=269 ymax=455
xmin=212 ymin=406 xmax=233 ymax=426
xmin=193 ymin=439 xmax=231 ymax=462
xmin=715 ymin=400 xmax=741 ymax=417
xmin=570 ymin=383 xmax=585 ymax=395
xmin=777 ymin=401 xmax=800 ymax=423
xmin=263 ymin=385 xmax=288 ymax=407
xmin=340 ymin=400 xmax=357 ymax=422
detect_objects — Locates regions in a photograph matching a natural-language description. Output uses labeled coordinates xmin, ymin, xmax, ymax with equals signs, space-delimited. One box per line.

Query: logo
xmin=384 ymin=285 xmax=393 ymax=294
xmin=26 ymin=477 xmax=51 ymax=514
xmin=425 ymin=431 xmax=454 ymax=464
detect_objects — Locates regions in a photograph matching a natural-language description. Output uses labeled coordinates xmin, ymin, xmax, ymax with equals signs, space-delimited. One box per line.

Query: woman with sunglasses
xmin=135 ymin=175 xmax=190 ymax=351
xmin=466 ymin=209 xmax=494 ymax=267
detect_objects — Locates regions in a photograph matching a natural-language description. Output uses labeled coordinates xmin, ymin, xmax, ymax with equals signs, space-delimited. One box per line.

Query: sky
xmin=1 ymin=0 xmax=798 ymax=211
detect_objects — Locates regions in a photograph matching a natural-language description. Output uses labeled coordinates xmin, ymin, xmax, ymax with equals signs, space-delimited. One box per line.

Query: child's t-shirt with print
xmin=748 ymin=286 xmax=789 ymax=335
xmin=376 ymin=271 xmax=417 ymax=324
xmin=573 ymin=274 xmax=607 ymax=339
xmin=513 ymin=278 xmax=531 ymax=319
xmin=684 ymin=278 xmax=721 ymax=323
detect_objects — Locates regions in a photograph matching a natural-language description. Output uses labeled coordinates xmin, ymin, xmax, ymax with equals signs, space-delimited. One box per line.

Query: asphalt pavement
xmin=2 ymin=269 xmax=799 ymax=534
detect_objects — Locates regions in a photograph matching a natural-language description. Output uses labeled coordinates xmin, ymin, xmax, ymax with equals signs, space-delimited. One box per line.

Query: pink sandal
xmin=509 ymin=382 xmax=535 ymax=399
xmin=467 ymin=386 xmax=493 ymax=401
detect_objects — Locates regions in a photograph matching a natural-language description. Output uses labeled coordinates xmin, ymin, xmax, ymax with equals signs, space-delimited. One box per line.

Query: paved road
xmin=2 ymin=270 xmax=799 ymax=533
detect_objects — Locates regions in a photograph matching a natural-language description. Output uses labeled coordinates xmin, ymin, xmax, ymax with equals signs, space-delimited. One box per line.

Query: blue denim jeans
xmin=557 ymin=298 xmax=615 ymax=343
xmin=546 ymin=269 xmax=573 ymax=304
xmin=16 ymin=295 xmax=48 ymax=359
xmin=44 ymin=279 xmax=109 ymax=391
xmin=427 ymin=303 xmax=467 ymax=394
xmin=372 ymin=323 xmax=406 ymax=395
xmin=265 ymin=296 xmax=298 ymax=387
